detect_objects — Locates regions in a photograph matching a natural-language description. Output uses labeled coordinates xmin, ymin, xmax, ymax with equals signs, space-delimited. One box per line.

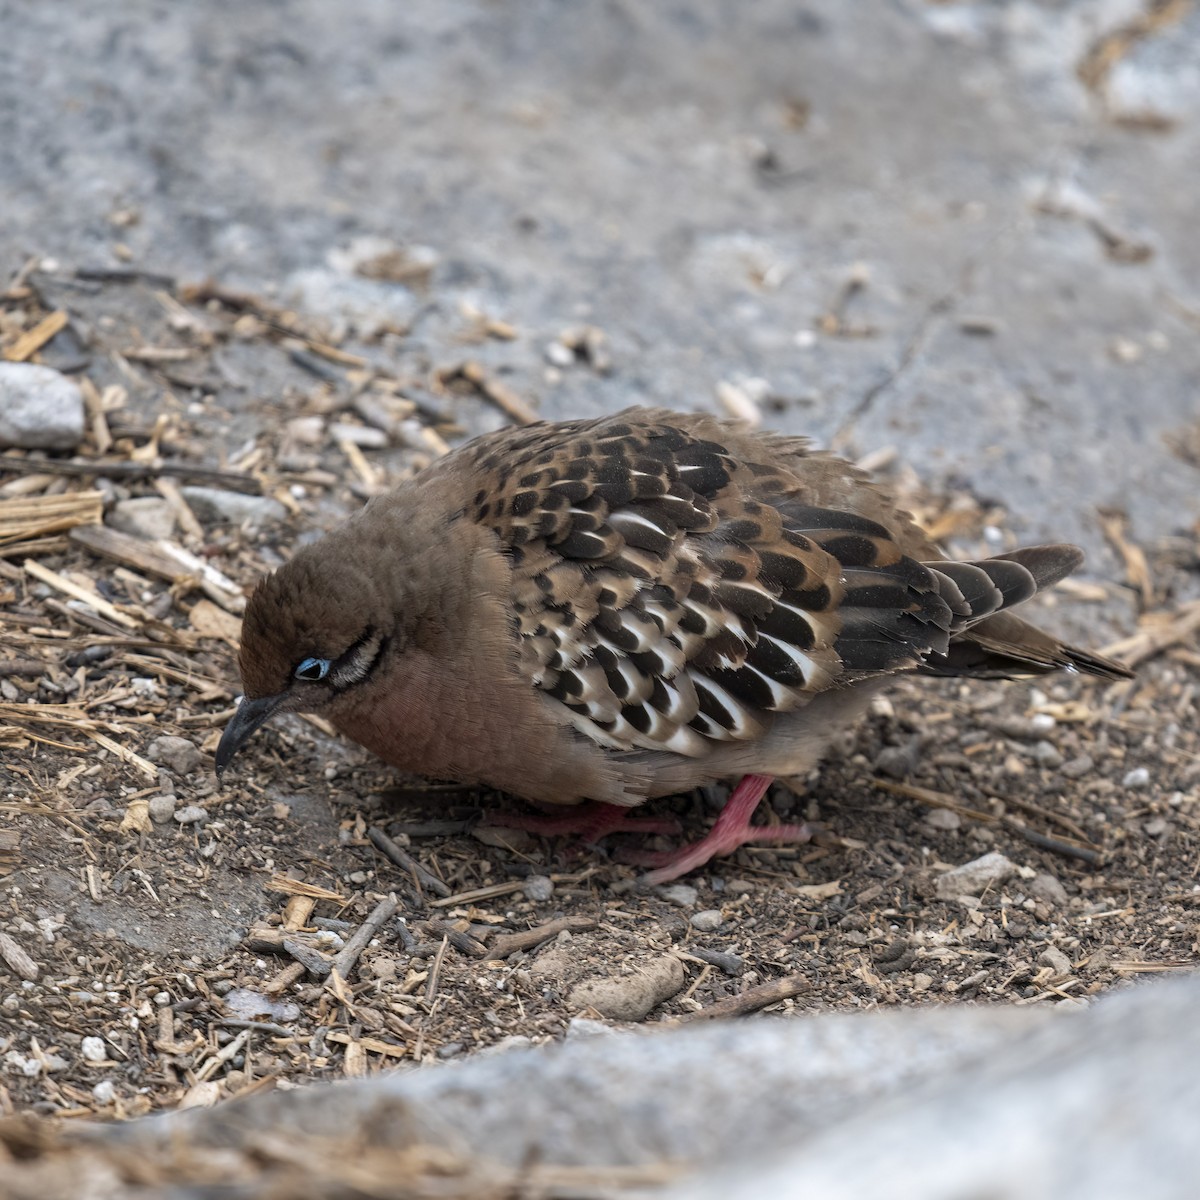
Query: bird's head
xmin=216 ymin=542 xmax=397 ymax=774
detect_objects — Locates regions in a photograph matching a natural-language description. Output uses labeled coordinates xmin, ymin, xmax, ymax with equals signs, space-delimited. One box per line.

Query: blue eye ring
xmin=295 ymin=656 xmax=331 ymax=682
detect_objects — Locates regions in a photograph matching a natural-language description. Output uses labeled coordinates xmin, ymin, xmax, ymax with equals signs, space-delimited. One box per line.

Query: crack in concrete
xmin=830 ymin=290 xmax=956 ymax=453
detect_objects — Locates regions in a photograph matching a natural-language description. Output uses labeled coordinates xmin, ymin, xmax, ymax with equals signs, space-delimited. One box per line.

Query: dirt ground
xmin=2 ymin=265 xmax=1199 ymax=1124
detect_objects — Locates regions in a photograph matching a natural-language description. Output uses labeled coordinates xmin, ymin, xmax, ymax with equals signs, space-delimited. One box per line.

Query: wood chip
xmin=324 ymin=1030 xmax=408 ymax=1059
xmin=428 ymin=880 xmax=530 ymax=908
xmin=1101 ymin=599 xmax=1200 ymax=669
xmin=3 ymin=310 xmax=68 ymax=362
xmin=266 ymin=875 xmax=345 ymax=903
xmin=0 ymin=931 xmax=39 ymax=980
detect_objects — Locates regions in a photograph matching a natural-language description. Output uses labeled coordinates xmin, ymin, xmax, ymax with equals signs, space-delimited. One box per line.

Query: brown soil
xmin=2 ymin=270 xmax=1198 ymax=1123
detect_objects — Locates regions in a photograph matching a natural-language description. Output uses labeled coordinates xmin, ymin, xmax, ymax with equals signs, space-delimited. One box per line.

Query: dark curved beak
xmin=216 ymin=693 xmax=286 ymax=775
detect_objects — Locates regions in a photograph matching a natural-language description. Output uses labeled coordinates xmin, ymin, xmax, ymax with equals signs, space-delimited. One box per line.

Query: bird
xmin=216 ymin=406 xmax=1132 ymax=883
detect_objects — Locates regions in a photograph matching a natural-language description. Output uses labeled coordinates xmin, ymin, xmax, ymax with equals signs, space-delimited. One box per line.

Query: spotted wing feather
xmin=454 ymin=410 xmax=974 ymax=757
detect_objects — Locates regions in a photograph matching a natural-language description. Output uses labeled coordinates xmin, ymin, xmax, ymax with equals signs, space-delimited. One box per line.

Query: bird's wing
xmin=456 ymin=409 xmax=1081 ymax=755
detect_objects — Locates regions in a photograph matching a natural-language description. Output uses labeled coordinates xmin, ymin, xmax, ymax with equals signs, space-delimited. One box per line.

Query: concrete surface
xmin=15 ymin=975 xmax=1200 ymax=1199
xmin=2 ymin=0 xmax=1197 ymax=564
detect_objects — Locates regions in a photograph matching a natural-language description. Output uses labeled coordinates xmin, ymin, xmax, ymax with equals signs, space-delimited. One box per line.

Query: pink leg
xmin=481 ymin=801 xmax=683 ymax=843
xmin=623 ymin=773 xmax=813 ymax=885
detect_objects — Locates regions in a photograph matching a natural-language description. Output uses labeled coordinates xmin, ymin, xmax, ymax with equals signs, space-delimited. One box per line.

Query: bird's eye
xmin=294 ymin=657 xmax=331 ymax=682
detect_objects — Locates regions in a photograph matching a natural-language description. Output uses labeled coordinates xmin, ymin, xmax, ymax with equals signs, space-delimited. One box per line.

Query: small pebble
xmin=1060 ymin=754 xmax=1095 ymax=779
xmin=173 ymin=805 xmax=208 ymax=825
xmin=1033 ymin=741 xmax=1063 ymax=769
xmin=1026 ymin=872 xmax=1069 ymax=908
xmin=80 ymin=1036 xmax=107 ymax=1063
xmin=1123 ymin=767 xmax=1151 ymax=790
xmin=1038 ymin=947 xmax=1072 ymax=976
xmin=1003 ymin=753 xmax=1026 ymax=777
xmin=690 ymin=909 xmax=724 ymax=932
xmin=657 ymin=884 xmax=698 ymax=908
xmin=522 ymin=875 xmax=554 ymax=903
xmin=148 ymin=794 xmax=177 ymax=824
xmin=148 ymin=735 xmax=202 ymax=776
xmin=92 ymin=1080 xmax=116 ymax=1105
xmin=436 ymin=1042 xmax=463 ymax=1059
xmin=874 ymin=740 xmax=921 ymax=780
xmin=108 ymin=497 xmax=176 ymax=541
xmin=924 ymin=807 xmax=962 ymax=832
xmin=934 ymin=851 xmax=1017 ymax=900
xmin=724 ymin=879 xmax=754 ymax=895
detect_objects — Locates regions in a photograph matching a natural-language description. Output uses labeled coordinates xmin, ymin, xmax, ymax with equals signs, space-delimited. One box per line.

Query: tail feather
xmin=917 ymin=545 xmax=1133 ymax=682
xmin=990 ymin=544 xmax=1084 ymax=592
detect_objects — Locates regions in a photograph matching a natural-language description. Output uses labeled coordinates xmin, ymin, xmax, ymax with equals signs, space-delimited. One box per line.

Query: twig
xmin=262 ymin=961 xmax=306 ymax=996
xmin=1000 ymin=817 xmax=1104 ymax=866
xmin=0 ymin=659 xmax=47 ymax=678
xmin=281 ymin=938 xmax=332 ymax=979
xmin=872 ymin=777 xmax=995 ymax=824
xmin=873 ymin=777 xmax=1104 ymax=865
xmin=23 ymin=558 xmax=138 ymax=629
xmin=329 ymin=893 xmax=401 ymax=980
xmin=681 ymin=974 xmax=808 ymax=1021
xmin=1002 ymin=794 xmax=1092 ymax=844
xmin=690 ymin=947 xmax=746 ymax=977
xmin=0 ymin=454 xmax=263 ymax=494
xmin=367 ymin=825 xmax=451 ymax=897
xmin=484 ymin=916 xmax=598 ymax=960
xmin=384 ymin=818 xmax=474 ymax=838
xmin=75 ymin=265 xmax=178 ymax=288
xmin=423 ymin=919 xmax=488 ymax=958
xmin=425 ymin=934 xmax=450 ymax=1002
xmin=428 ymin=880 xmax=529 ymax=908
xmin=445 ymin=361 xmax=539 ymax=425
xmin=215 ymin=1019 xmax=297 ymax=1038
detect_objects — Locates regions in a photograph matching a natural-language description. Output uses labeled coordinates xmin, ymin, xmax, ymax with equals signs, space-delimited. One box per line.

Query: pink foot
xmin=621 ymin=774 xmax=813 ymax=885
xmin=481 ymin=801 xmax=683 ymax=843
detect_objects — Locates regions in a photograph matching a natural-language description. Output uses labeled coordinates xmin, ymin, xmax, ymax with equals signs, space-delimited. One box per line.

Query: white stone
xmin=0 ymin=363 xmax=85 ymax=449
xmin=80 ymin=1035 xmax=107 ymax=1063
xmin=934 ymin=852 xmax=1018 ymax=900
xmin=109 ymin=497 xmax=177 ymax=541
